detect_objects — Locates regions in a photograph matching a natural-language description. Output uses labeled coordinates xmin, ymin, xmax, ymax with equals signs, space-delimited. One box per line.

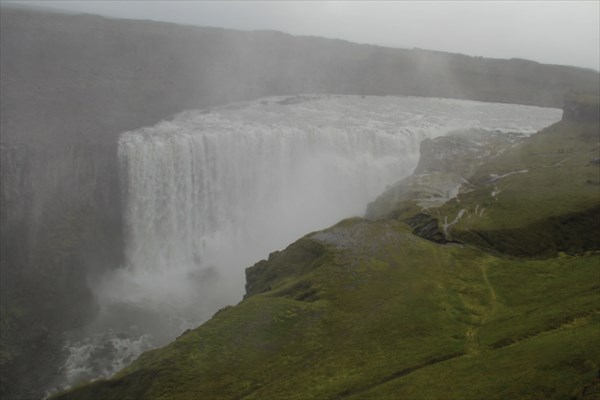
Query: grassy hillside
xmin=52 ymin=99 xmax=600 ymax=400
xmin=51 ymin=227 xmax=600 ymax=400
xmin=416 ymin=120 xmax=599 ymax=257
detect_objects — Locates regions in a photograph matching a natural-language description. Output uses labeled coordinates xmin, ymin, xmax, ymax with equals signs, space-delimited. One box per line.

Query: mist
xmin=4 ymin=0 xmax=599 ymax=71
xmin=0 ymin=3 xmax=597 ymax=400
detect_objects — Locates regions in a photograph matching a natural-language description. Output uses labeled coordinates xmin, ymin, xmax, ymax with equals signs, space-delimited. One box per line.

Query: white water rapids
xmin=56 ymin=94 xmax=561 ymax=390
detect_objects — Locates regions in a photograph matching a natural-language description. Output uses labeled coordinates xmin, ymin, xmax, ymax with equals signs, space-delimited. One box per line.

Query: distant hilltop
xmin=1 ymin=6 xmax=599 ymax=147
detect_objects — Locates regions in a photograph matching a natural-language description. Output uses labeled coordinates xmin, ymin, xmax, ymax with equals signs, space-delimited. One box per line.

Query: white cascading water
xmin=56 ymin=94 xmax=561 ymax=390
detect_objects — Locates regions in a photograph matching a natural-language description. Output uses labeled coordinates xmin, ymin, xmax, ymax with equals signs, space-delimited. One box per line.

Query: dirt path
xmin=465 ymin=262 xmax=499 ymax=354
xmin=481 ymin=263 xmax=498 ymax=309
xmin=335 ymin=262 xmax=597 ymax=400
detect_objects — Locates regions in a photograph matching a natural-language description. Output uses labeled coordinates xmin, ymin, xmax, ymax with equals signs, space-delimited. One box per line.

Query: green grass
xmin=425 ymin=120 xmax=600 ymax=256
xmin=52 ymin=221 xmax=600 ymax=400
xmin=478 ymin=254 xmax=600 ymax=348
xmin=349 ymin=317 xmax=599 ymax=400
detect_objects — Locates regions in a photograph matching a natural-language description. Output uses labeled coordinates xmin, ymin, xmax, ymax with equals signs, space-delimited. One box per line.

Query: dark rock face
xmin=0 ymin=143 xmax=122 ymax=400
xmin=562 ymin=93 xmax=600 ymax=122
xmin=415 ymin=136 xmax=473 ymax=174
xmin=414 ymin=128 xmax=528 ymax=176
xmin=403 ymin=213 xmax=449 ymax=244
xmin=413 ymin=132 xmax=489 ymax=176
xmin=245 ymin=239 xmax=327 ymax=298
xmin=366 ymin=128 xmax=522 ymax=219
xmin=0 ymin=143 xmax=123 ymax=271
xmin=455 ymin=205 xmax=600 ymax=257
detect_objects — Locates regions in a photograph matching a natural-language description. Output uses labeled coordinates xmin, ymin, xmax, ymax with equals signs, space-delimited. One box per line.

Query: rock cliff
xmin=563 ymin=92 xmax=600 ymax=122
xmin=366 ymin=128 xmax=524 ymax=218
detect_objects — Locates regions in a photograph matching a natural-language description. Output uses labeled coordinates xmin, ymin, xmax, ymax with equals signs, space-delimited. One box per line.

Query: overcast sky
xmin=3 ymin=0 xmax=599 ymax=71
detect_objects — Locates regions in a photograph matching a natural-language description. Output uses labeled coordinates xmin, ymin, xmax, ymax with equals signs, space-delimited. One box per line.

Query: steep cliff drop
xmin=54 ymin=95 xmax=561 ymax=391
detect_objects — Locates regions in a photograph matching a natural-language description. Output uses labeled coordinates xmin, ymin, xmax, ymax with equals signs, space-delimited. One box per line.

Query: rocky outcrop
xmin=562 ymin=92 xmax=600 ymax=122
xmin=245 ymin=239 xmax=328 ymax=298
xmin=414 ymin=117 xmax=599 ymax=257
xmin=403 ymin=213 xmax=449 ymax=244
xmin=452 ymin=204 xmax=600 ymax=257
xmin=366 ymin=129 xmax=524 ymax=219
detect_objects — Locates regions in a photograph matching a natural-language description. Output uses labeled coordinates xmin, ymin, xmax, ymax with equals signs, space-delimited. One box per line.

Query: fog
xmin=0 ymin=2 xmax=597 ymax=399
xmin=4 ymin=0 xmax=599 ymax=70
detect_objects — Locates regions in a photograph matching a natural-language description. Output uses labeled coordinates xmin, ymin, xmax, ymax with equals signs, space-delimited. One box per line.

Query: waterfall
xmin=118 ymin=109 xmax=426 ymax=287
xmin=118 ymin=115 xmax=422 ymax=273
xmin=56 ymin=94 xmax=561 ymax=389
xmin=108 ymin=103 xmax=431 ymax=322
xmin=106 ymin=94 xmax=562 ymax=323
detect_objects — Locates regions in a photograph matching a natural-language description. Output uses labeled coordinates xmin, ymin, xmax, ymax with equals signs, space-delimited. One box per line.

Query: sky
xmin=3 ymin=0 xmax=599 ymax=71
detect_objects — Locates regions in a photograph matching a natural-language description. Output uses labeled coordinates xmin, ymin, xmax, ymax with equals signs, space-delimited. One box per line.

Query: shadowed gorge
xmin=1 ymin=4 xmax=599 ymax=400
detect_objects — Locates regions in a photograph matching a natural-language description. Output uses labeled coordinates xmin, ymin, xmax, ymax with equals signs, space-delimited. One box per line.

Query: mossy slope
xmin=424 ymin=118 xmax=599 ymax=257
xmin=53 ymin=221 xmax=599 ymax=400
xmin=52 ymin=103 xmax=600 ymax=400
